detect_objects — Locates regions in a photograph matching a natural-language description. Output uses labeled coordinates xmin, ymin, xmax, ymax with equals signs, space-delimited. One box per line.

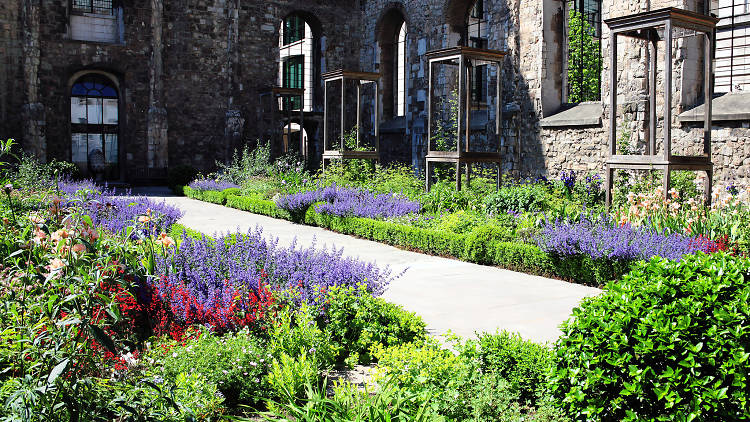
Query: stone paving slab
xmin=136 ymin=187 xmax=601 ymax=344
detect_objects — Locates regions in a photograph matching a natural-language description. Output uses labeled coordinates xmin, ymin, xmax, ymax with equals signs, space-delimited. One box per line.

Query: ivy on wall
xmin=567 ymin=11 xmax=601 ymax=103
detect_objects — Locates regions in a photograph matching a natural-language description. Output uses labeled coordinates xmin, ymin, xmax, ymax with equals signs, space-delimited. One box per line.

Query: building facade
xmin=1 ymin=0 xmax=748 ymax=185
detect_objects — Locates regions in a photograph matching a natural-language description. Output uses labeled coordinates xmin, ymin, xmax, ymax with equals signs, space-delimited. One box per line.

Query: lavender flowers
xmin=189 ymin=179 xmax=240 ymax=192
xmin=536 ymin=216 xmax=715 ymax=262
xmin=276 ymin=184 xmax=421 ymax=219
xmin=154 ymin=228 xmax=395 ymax=317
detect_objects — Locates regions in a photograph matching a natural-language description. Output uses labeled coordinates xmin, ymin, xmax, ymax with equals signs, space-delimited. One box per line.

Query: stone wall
xmin=0 ymin=1 xmax=22 ymax=144
xmin=9 ymin=0 xmax=361 ymax=181
xmin=2 ymin=0 xmax=749 ymax=185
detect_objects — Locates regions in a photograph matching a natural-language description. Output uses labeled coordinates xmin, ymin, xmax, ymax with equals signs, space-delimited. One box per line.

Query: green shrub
xmin=268 ymin=351 xmax=319 ymax=402
xmin=463 ymin=225 xmax=514 ymax=264
xmin=323 ymin=284 xmax=427 ymax=365
xmin=14 ymin=154 xmax=79 ymax=190
xmin=268 ymin=305 xmax=339 ymax=369
xmin=483 ymin=183 xmax=550 ymax=214
xmin=226 ymin=194 xmax=293 ymax=220
xmin=472 ymin=331 xmax=553 ymax=406
xmin=433 ymin=209 xmax=485 ymax=234
xmin=551 ymin=252 xmax=750 ymax=420
xmin=167 ymin=164 xmax=198 ymax=190
xmin=217 ymin=142 xmax=273 ymax=184
xmin=110 ymin=374 xmax=225 ymax=421
xmin=156 ymin=329 xmax=272 ymax=407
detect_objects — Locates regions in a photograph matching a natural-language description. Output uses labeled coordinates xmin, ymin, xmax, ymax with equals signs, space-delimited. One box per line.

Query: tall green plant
xmin=567 ymin=11 xmax=601 ymax=103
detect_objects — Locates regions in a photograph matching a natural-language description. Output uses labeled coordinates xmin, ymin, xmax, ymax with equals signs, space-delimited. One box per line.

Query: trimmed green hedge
xmin=184 ymin=187 xmax=240 ymax=205
xmin=226 ymin=194 xmax=294 ymax=221
xmin=212 ymin=193 xmax=557 ymax=279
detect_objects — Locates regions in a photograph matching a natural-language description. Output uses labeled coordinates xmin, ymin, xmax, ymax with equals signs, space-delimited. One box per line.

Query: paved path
xmin=136 ymin=188 xmax=600 ymax=344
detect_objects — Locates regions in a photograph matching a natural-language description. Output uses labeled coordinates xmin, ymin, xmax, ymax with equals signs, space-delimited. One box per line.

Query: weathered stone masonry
xmin=1 ymin=0 xmax=749 ymax=185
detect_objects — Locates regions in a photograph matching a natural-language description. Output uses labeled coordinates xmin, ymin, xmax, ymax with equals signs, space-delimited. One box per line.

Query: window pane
xmin=72 ymin=133 xmax=89 ymax=163
xmin=71 ymin=97 xmax=88 ymax=123
xmin=103 ymin=98 xmax=118 ymax=124
xmin=104 ymin=134 xmax=118 ymax=164
xmin=87 ymin=98 xmax=103 ymax=124
xmin=88 ymin=134 xmax=104 ymax=159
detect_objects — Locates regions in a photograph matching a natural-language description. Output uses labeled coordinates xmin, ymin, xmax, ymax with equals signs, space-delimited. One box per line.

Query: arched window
xmin=279 ymin=13 xmax=314 ymax=112
xmin=395 ymin=22 xmax=408 ymax=117
xmin=377 ymin=9 xmax=408 ymax=120
xmin=70 ymin=73 xmax=119 ymax=171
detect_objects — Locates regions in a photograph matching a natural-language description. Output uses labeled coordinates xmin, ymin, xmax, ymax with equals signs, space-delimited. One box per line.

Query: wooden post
xmin=664 ymin=19 xmax=673 ymax=161
xmin=649 ymin=32 xmax=657 ymax=156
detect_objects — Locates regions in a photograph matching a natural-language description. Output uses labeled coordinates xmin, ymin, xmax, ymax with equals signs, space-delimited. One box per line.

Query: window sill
xmin=677 ymin=92 xmax=750 ymax=123
xmin=540 ymin=102 xmax=602 ymax=128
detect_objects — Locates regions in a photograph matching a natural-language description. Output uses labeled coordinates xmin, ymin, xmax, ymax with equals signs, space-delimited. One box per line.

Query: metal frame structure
xmin=321 ymin=70 xmax=381 ymax=168
xmin=269 ymin=87 xmax=307 ymax=162
xmin=604 ymin=8 xmax=718 ymax=207
xmin=425 ymin=46 xmax=506 ymax=191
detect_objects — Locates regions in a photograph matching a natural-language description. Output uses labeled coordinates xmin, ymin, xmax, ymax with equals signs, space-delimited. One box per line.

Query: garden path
xmin=136 ymin=187 xmax=601 ymax=344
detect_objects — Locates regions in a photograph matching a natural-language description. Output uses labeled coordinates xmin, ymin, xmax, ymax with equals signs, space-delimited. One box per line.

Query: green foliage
xmin=431 ymin=87 xmax=459 ymax=152
xmin=167 ymin=164 xmax=198 ymax=191
xmin=551 ymin=252 xmax=750 ymax=420
xmin=109 ymin=374 xmax=226 ymax=421
xmin=183 ymin=185 xmax=240 ymax=205
xmin=323 ymin=284 xmax=427 ymax=365
xmin=463 ymin=224 xmax=515 ymax=264
xmin=226 ymin=194 xmax=294 ymax=221
xmin=317 ymin=162 xmax=422 ymax=199
xmin=216 ymin=141 xmax=273 ymax=184
xmin=268 ymin=304 xmax=339 ymax=369
xmin=471 ymin=331 xmax=554 ymax=405
xmin=257 ymin=378 xmax=436 ymax=421
xmin=267 ymin=351 xmax=319 ymax=402
xmin=567 ymin=11 xmax=601 ymax=103
xmin=156 ymin=329 xmax=272 ymax=408
xmin=13 ymin=154 xmax=79 ymax=190
xmin=373 ymin=337 xmax=565 ymax=421
xmin=483 ymin=183 xmax=551 ymax=214
xmin=433 ymin=209 xmax=486 ymax=234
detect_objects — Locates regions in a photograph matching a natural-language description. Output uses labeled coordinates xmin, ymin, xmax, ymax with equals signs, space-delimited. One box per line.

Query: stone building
xmin=0 ymin=0 xmax=748 ymax=185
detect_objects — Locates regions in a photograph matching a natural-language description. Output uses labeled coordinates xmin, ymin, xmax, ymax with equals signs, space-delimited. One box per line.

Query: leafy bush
xmin=110 ymin=374 xmax=226 ymax=421
xmin=551 ymin=252 xmax=750 ymax=420
xmin=433 ymin=209 xmax=485 ymax=234
xmin=483 ymin=182 xmax=550 ymax=214
xmin=471 ymin=331 xmax=553 ymax=405
xmin=267 ymin=351 xmax=319 ymax=402
xmin=14 ymin=154 xmax=79 ymax=190
xmin=156 ymin=329 xmax=272 ymax=407
xmin=268 ymin=304 xmax=339 ymax=369
xmin=373 ymin=338 xmax=564 ymax=421
xmin=167 ymin=164 xmax=198 ymax=190
xmin=216 ymin=142 xmax=273 ymax=184
xmin=258 ymin=378 xmax=436 ymax=421
xmin=323 ymin=284 xmax=427 ymax=365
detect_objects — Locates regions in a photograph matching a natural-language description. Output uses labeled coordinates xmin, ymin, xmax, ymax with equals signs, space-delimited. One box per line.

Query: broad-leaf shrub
xmin=551 ymin=252 xmax=750 ymax=420
xmin=322 ymin=284 xmax=427 ymax=365
xmin=483 ymin=183 xmax=550 ymax=214
xmin=472 ymin=331 xmax=553 ymax=406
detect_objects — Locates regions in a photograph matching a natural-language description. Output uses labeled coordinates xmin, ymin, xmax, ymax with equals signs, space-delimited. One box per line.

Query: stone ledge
xmin=678 ymin=92 xmax=750 ymax=123
xmin=540 ymin=103 xmax=603 ymax=128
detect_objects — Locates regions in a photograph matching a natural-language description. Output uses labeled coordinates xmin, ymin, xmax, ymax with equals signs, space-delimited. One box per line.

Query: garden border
xmin=180 ymin=187 xmax=627 ymax=285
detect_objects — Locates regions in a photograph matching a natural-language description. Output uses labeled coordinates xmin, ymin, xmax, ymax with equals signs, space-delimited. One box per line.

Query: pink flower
xmin=72 ymin=243 xmax=87 ymax=254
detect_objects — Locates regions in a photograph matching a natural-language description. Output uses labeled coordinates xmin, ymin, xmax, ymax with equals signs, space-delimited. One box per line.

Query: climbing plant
xmin=567 ymin=11 xmax=601 ymax=103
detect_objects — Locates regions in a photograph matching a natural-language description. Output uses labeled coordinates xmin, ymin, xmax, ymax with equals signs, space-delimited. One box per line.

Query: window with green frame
xmin=283 ymin=14 xmax=305 ymax=45
xmin=283 ymin=56 xmax=304 ymax=111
